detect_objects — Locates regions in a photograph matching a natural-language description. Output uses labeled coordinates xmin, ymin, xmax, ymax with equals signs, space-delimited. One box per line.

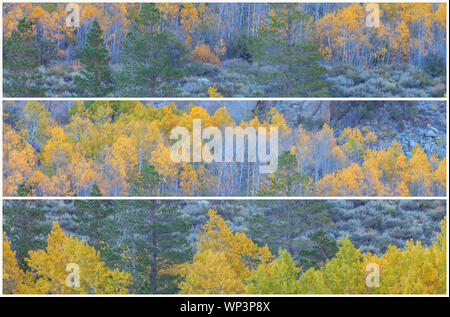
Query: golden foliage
xmin=193 ymin=44 xmax=221 ymax=66
xmin=3 ymin=222 xmax=132 ymax=294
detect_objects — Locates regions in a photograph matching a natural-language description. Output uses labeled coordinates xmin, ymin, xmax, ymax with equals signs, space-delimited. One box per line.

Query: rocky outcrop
xmin=251 ymin=100 xmax=332 ymax=125
xmin=277 ymin=100 xmax=332 ymax=123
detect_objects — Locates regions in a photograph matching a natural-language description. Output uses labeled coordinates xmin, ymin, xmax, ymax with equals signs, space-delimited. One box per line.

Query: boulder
xmin=274 ymin=100 xmax=332 ymax=124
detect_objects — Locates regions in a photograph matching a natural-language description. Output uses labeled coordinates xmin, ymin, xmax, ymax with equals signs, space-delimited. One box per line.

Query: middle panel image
xmin=3 ymin=100 xmax=446 ymax=197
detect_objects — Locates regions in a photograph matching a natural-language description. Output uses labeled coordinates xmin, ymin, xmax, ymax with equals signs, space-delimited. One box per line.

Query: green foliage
xmin=118 ymin=3 xmax=185 ymax=97
xmin=297 ymin=229 xmax=339 ymax=270
xmin=115 ymin=200 xmax=192 ymax=294
xmin=251 ymin=4 xmax=328 ymax=97
xmin=246 ymin=249 xmax=301 ymax=294
xmin=3 ymin=200 xmax=51 ymax=268
xmin=74 ymin=19 xmax=114 ymax=96
xmin=131 ymin=164 xmax=162 ymax=196
xmin=3 ymin=18 xmax=47 ymax=97
xmin=260 ymin=151 xmax=310 ymax=195
xmin=71 ymin=185 xmax=119 ymax=266
xmin=226 ymin=32 xmax=254 ymax=62
xmin=249 ymin=201 xmax=331 ymax=264
xmin=423 ymin=54 xmax=446 ymax=78
xmin=16 ymin=182 xmax=32 ymax=197
xmin=296 ymin=116 xmax=327 ymax=131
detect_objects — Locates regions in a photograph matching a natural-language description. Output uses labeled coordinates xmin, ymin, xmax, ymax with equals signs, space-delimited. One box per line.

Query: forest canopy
xmin=3 ymin=100 xmax=446 ymax=197
xmin=3 ymin=2 xmax=447 ymax=97
xmin=3 ymin=200 xmax=447 ymax=294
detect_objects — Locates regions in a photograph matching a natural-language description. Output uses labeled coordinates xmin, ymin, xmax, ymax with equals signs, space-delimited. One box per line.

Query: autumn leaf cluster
xmin=4 ymin=212 xmax=446 ymax=294
xmin=3 ymin=101 xmax=446 ymax=197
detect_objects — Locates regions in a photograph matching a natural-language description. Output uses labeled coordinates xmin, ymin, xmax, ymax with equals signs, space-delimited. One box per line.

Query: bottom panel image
xmin=3 ymin=199 xmax=446 ymax=295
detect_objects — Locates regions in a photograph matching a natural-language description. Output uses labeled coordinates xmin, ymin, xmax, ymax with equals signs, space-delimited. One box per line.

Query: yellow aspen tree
xmin=103 ymin=135 xmax=138 ymax=195
xmin=179 ymin=249 xmax=245 ymax=294
xmin=298 ymin=236 xmax=366 ymax=294
xmin=368 ymin=217 xmax=446 ymax=294
xmin=211 ymin=107 xmax=235 ymax=128
xmin=179 ymin=210 xmax=273 ymax=294
xmin=3 ymin=125 xmax=37 ymax=195
xmin=150 ymin=143 xmax=179 ymax=192
xmin=41 ymin=126 xmax=73 ymax=175
xmin=3 ymin=235 xmax=26 ymax=294
xmin=207 ymin=86 xmax=224 ymax=98
xmin=408 ymin=144 xmax=433 ymax=196
xmin=22 ymin=222 xmax=132 ymax=294
xmin=433 ymin=157 xmax=446 ymax=195
xmin=246 ymin=249 xmax=301 ymax=294
xmin=316 ymin=163 xmax=366 ymax=196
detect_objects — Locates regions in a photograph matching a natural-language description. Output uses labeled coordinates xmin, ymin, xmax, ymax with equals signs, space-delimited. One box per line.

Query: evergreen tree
xmin=74 ymin=19 xmax=114 ymax=97
xmin=118 ymin=3 xmax=184 ymax=97
xmin=3 ymin=18 xmax=46 ymax=97
xmin=131 ymin=163 xmax=162 ymax=196
xmin=3 ymin=197 xmax=50 ymax=268
xmin=16 ymin=182 xmax=32 ymax=197
xmin=249 ymin=201 xmax=332 ymax=264
xmin=259 ymin=151 xmax=310 ymax=195
xmin=252 ymin=4 xmax=329 ymax=97
xmin=72 ymin=184 xmax=118 ymax=265
xmin=116 ymin=201 xmax=191 ymax=294
xmin=298 ymin=229 xmax=339 ymax=270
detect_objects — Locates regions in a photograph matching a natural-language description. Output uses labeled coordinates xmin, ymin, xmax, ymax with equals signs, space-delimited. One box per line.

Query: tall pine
xmin=252 ymin=4 xmax=329 ymax=97
xmin=72 ymin=184 xmax=118 ymax=265
xmin=249 ymin=201 xmax=333 ymax=266
xmin=3 ymin=197 xmax=51 ymax=268
xmin=115 ymin=200 xmax=192 ymax=294
xmin=297 ymin=229 xmax=339 ymax=270
xmin=75 ymin=19 xmax=113 ymax=97
xmin=118 ymin=4 xmax=184 ymax=97
xmin=3 ymin=18 xmax=47 ymax=97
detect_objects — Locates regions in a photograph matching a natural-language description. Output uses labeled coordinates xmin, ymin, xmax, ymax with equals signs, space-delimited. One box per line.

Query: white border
xmin=0 ymin=0 xmax=449 ymax=298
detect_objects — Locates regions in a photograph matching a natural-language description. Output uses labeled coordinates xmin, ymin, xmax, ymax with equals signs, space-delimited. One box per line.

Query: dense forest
xmin=3 ymin=199 xmax=446 ymax=294
xmin=3 ymin=2 xmax=447 ymax=97
xmin=3 ymin=100 xmax=446 ymax=197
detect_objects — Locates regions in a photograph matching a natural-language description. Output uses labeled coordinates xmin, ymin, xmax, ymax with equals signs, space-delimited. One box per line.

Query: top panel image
xmin=2 ymin=2 xmax=447 ymax=98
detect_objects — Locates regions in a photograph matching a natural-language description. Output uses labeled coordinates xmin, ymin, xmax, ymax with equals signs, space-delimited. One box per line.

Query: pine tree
xmin=2 ymin=198 xmax=50 ymax=268
xmin=131 ymin=164 xmax=162 ymax=196
xmin=249 ymin=201 xmax=332 ymax=264
xmin=3 ymin=18 xmax=47 ymax=97
xmin=297 ymin=229 xmax=339 ymax=270
xmin=118 ymin=3 xmax=184 ymax=97
xmin=72 ymin=184 xmax=118 ymax=265
xmin=116 ymin=200 xmax=192 ymax=294
xmin=252 ymin=4 xmax=328 ymax=97
xmin=74 ymin=19 xmax=114 ymax=97
xmin=260 ymin=151 xmax=310 ymax=195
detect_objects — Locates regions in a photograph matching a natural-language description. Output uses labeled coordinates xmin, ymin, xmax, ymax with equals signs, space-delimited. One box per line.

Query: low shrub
xmin=226 ymin=32 xmax=254 ymax=62
xmin=193 ymin=44 xmax=221 ymax=66
xmin=423 ymin=54 xmax=446 ymax=78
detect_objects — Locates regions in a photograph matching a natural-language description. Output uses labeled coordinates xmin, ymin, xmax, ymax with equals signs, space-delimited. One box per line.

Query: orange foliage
xmin=193 ymin=44 xmax=221 ymax=66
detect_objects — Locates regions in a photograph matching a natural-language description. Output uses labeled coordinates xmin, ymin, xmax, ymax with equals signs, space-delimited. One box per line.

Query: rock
xmin=428 ymin=125 xmax=439 ymax=133
xmin=425 ymin=130 xmax=437 ymax=137
xmin=423 ymin=143 xmax=433 ymax=153
xmin=278 ymin=100 xmax=331 ymax=123
xmin=181 ymin=78 xmax=211 ymax=95
xmin=197 ymin=78 xmax=210 ymax=87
